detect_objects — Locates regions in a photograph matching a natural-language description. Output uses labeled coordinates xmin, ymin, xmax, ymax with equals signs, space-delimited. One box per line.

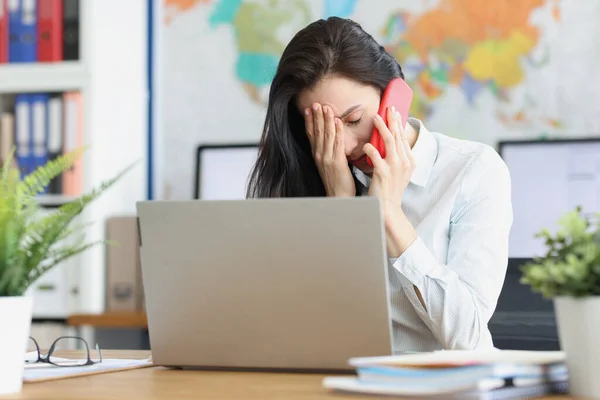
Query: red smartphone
xmin=367 ymin=78 xmax=413 ymax=167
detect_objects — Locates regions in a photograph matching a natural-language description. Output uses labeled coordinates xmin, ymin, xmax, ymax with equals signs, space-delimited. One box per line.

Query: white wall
xmin=76 ymin=0 xmax=149 ymax=313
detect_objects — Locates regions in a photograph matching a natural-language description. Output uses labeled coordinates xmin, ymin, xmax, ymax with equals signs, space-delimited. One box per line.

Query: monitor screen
xmin=500 ymin=139 xmax=600 ymax=258
xmin=195 ymin=144 xmax=259 ymax=200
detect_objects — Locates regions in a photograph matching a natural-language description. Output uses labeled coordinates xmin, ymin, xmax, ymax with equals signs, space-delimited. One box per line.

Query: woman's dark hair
xmin=246 ymin=16 xmax=404 ymax=198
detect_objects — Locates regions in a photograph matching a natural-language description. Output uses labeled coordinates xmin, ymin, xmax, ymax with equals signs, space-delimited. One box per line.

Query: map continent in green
xmin=209 ymin=0 xmax=357 ymax=104
xmin=209 ymin=0 xmax=311 ymax=103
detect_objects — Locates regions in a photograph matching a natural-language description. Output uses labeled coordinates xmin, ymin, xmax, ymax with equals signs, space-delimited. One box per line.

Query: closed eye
xmin=347 ymin=117 xmax=362 ymax=126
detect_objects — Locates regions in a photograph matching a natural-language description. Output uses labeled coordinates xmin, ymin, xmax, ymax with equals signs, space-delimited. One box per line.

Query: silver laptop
xmin=136 ymin=197 xmax=393 ymax=372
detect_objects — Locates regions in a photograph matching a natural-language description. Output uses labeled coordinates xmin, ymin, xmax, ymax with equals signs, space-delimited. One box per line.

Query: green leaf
xmin=521 ymin=207 xmax=600 ymax=299
xmin=0 ymin=146 xmax=137 ymax=296
xmin=17 ymin=148 xmax=85 ymax=199
xmin=25 ymin=239 xmax=107 ymax=293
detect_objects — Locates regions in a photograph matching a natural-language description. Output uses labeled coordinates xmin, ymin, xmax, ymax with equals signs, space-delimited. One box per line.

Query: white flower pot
xmin=0 ymin=296 xmax=33 ymax=395
xmin=554 ymin=296 xmax=600 ymax=399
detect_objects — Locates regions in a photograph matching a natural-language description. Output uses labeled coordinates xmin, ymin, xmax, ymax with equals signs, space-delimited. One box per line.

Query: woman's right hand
xmin=304 ymin=103 xmax=356 ymax=197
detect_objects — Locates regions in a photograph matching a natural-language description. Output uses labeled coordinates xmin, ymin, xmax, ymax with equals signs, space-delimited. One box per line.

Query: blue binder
xmin=30 ymin=93 xmax=50 ymax=193
xmin=8 ymin=0 xmax=37 ymax=63
xmin=8 ymin=0 xmax=22 ymax=62
xmin=19 ymin=0 xmax=36 ymax=62
xmin=14 ymin=93 xmax=33 ymax=179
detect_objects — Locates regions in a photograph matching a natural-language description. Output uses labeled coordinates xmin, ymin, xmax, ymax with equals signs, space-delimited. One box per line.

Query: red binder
xmin=37 ymin=0 xmax=63 ymax=61
xmin=0 ymin=0 xmax=8 ymax=63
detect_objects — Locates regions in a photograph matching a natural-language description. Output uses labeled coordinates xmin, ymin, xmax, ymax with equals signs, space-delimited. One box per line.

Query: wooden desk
xmin=3 ymin=350 xmax=575 ymax=400
xmin=67 ymin=312 xmax=148 ymax=329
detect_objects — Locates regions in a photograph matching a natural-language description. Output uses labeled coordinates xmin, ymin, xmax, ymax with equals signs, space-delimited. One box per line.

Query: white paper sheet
xmin=23 ymin=352 xmax=153 ymax=382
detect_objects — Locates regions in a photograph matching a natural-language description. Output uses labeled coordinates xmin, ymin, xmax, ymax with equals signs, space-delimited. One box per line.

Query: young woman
xmin=246 ymin=17 xmax=513 ymax=353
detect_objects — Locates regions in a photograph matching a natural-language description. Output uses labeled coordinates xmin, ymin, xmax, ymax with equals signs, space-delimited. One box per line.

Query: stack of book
xmin=323 ymin=350 xmax=569 ymax=399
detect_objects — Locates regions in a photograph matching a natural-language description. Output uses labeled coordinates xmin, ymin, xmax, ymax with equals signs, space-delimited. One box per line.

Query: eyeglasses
xmin=26 ymin=336 xmax=103 ymax=367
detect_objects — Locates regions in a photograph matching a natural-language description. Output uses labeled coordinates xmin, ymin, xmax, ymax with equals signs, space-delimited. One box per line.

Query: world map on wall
xmin=162 ymin=0 xmax=600 ymax=200
xmin=165 ymin=0 xmax=565 ymax=130
xmin=380 ymin=0 xmax=562 ymax=129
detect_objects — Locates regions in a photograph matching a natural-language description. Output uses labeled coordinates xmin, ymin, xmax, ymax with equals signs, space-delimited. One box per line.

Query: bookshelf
xmin=0 ymin=0 xmax=149 ymax=319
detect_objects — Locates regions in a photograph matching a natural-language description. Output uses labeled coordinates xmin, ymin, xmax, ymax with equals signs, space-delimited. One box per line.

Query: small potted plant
xmin=0 ymin=148 xmax=135 ymax=395
xmin=520 ymin=206 xmax=600 ymax=399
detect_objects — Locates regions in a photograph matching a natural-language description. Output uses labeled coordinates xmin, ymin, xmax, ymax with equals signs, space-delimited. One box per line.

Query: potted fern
xmin=520 ymin=207 xmax=600 ymax=399
xmin=0 ymin=148 xmax=135 ymax=395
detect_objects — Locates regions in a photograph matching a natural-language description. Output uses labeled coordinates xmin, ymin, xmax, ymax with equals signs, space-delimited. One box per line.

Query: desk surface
xmin=5 ymin=351 xmax=574 ymax=400
xmin=67 ymin=312 xmax=148 ymax=329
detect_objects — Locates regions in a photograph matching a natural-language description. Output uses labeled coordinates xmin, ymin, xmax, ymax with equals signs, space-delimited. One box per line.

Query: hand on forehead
xmin=296 ymin=75 xmax=380 ymax=120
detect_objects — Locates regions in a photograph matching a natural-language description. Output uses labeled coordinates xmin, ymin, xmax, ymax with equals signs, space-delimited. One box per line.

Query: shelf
xmin=67 ymin=312 xmax=148 ymax=329
xmin=0 ymin=62 xmax=89 ymax=93
xmin=36 ymin=194 xmax=79 ymax=207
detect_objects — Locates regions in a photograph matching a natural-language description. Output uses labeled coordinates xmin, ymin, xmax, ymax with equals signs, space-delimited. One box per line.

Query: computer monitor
xmin=499 ymin=138 xmax=600 ymax=258
xmin=194 ymin=144 xmax=259 ymax=200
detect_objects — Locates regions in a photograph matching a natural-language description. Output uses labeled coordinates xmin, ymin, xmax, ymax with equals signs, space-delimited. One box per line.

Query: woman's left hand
xmin=363 ymin=107 xmax=418 ymax=257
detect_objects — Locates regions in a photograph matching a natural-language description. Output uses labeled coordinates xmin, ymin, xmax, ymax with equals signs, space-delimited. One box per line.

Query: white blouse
xmin=353 ymin=117 xmax=513 ymax=353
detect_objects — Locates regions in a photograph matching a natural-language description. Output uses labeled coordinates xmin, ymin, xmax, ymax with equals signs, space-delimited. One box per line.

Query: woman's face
xmin=296 ymin=75 xmax=381 ymax=174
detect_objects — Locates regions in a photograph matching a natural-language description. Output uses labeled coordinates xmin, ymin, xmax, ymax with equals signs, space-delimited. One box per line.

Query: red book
xmin=37 ymin=0 xmax=63 ymax=61
xmin=0 ymin=0 xmax=8 ymax=63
